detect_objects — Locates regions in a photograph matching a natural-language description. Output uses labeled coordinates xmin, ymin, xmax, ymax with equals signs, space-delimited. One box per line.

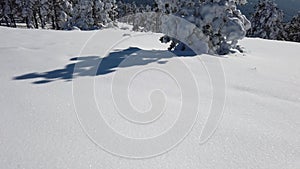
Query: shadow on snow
xmin=14 ymin=47 xmax=197 ymax=84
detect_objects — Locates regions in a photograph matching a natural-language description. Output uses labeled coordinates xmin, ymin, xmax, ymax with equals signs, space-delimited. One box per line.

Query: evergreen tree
xmin=104 ymin=0 xmax=117 ymax=25
xmin=50 ymin=0 xmax=72 ymax=30
xmin=15 ymin=0 xmax=34 ymax=28
xmin=284 ymin=12 xmax=300 ymax=42
xmin=69 ymin=0 xmax=117 ymax=30
xmin=1 ymin=0 xmax=17 ymax=27
xmin=39 ymin=0 xmax=51 ymax=29
xmin=247 ymin=0 xmax=284 ymax=40
xmin=0 ymin=0 xmax=121 ymax=30
xmin=69 ymin=0 xmax=95 ymax=30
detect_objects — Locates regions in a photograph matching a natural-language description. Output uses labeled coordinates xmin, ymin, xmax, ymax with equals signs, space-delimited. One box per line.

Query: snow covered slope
xmin=0 ymin=26 xmax=299 ymax=169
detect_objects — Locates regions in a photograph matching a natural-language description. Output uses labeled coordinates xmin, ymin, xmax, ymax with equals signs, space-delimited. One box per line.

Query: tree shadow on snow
xmin=13 ymin=47 xmax=197 ymax=84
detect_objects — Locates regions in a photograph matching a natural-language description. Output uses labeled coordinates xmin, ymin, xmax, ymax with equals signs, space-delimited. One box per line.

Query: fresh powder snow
xmin=0 ymin=26 xmax=299 ymax=169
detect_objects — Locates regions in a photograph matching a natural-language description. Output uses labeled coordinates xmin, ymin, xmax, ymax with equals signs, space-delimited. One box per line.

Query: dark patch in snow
xmin=13 ymin=47 xmax=197 ymax=84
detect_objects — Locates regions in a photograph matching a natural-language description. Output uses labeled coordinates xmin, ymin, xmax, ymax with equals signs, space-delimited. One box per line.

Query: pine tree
xmin=104 ymin=0 xmax=117 ymax=25
xmin=1 ymin=0 xmax=17 ymax=27
xmin=69 ymin=0 xmax=94 ymax=30
xmin=1 ymin=0 xmax=121 ymax=30
xmin=69 ymin=0 xmax=117 ymax=30
xmin=15 ymin=0 xmax=33 ymax=28
xmin=49 ymin=0 xmax=72 ymax=30
xmin=284 ymin=12 xmax=300 ymax=42
xmin=39 ymin=0 xmax=51 ymax=29
xmin=0 ymin=2 xmax=3 ymax=26
xmin=247 ymin=0 xmax=284 ymax=40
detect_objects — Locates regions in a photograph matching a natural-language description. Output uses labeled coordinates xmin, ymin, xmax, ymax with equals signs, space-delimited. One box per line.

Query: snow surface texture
xmin=0 ymin=27 xmax=300 ymax=168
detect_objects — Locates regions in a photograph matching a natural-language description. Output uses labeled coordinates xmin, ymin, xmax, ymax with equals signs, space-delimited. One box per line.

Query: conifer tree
xmin=284 ymin=12 xmax=300 ymax=42
xmin=247 ymin=0 xmax=284 ymax=40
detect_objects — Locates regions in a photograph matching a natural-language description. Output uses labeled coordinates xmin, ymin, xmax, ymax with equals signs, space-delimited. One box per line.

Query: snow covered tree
xmin=23 ymin=0 xmax=43 ymax=28
xmin=0 ymin=0 xmax=122 ymax=30
xmin=69 ymin=0 xmax=95 ymax=30
xmin=104 ymin=0 xmax=118 ymax=25
xmin=247 ymin=0 xmax=284 ymax=40
xmin=0 ymin=2 xmax=3 ymax=26
xmin=152 ymin=0 xmax=251 ymax=54
xmin=284 ymin=12 xmax=300 ymax=42
xmin=15 ymin=0 xmax=35 ymax=28
xmin=116 ymin=0 xmax=127 ymax=19
xmin=1 ymin=0 xmax=17 ymax=27
xmin=49 ymin=0 xmax=73 ymax=30
xmin=1 ymin=0 xmax=51 ymax=29
xmin=38 ymin=0 xmax=52 ymax=29
xmin=116 ymin=1 xmax=138 ymax=25
xmin=69 ymin=0 xmax=117 ymax=30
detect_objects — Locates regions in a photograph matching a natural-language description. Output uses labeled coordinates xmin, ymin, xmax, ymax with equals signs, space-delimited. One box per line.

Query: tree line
xmin=0 ymin=0 xmax=299 ymax=43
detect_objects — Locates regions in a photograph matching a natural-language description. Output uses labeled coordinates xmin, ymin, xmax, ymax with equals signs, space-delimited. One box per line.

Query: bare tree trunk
xmin=38 ymin=7 xmax=45 ymax=29
xmin=51 ymin=15 xmax=55 ymax=29
xmin=25 ymin=17 xmax=30 ymax=28
xmin=51 ymin=0 xmax=56 ymax=29
xmin=8 ymin=0 xmax=16 ymax=27
xmin=54 ymin=8 xmax=59 ymax=29
xmin=11 ymin=15 xmax=16 ymax=27
xmin=33 ymin=11 xmax=39 ymax=28
xmin=5 ymin=17 xmax=9 ymax=27
xmin=51 ymin=0 xmax=59 ymax=30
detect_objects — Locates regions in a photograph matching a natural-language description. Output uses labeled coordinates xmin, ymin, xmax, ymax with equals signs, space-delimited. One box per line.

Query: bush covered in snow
xmin=152 ymin=0 xmax=251 ymax=54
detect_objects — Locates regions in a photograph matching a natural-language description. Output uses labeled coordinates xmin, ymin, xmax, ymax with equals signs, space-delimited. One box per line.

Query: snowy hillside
xmin=0 ymin=26 xmax=299 ymax=169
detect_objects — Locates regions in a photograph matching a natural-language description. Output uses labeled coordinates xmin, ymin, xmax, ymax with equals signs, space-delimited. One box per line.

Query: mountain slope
xmin=0 ymin=27 xmax=299 ymax=169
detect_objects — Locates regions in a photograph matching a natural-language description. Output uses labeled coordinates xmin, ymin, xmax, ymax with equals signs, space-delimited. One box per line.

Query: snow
xmin=0 ymin=26 xmax=299 ymax=168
